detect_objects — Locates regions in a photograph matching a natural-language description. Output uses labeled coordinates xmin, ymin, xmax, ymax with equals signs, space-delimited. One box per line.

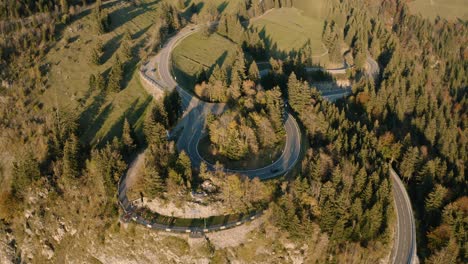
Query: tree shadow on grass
xmin=97 ymin=95 xmax=153 ymax=148
xmin=102 ymin=33 xmax=123 ymax=64
xmin=181 ymin=2 xmax=204 ymax=20
xmin=217 ymin=1 xmax=229 ymax=14
xmin=215 ymin=50 xmax=229 ymax=68
xmin=80 ymin=100 xmax=114 ymax=146
xmin=122 ymin=38 xmax=147 ymax=89
xmin=132 ymin=24 xmax=152 ymax=40
xmin=108 ymin=0 xmax=160 ymax=32
xmin=205 ymin=50 xmax=229 ymax=79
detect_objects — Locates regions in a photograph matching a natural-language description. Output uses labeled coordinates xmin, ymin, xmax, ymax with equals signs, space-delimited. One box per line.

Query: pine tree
xmin=90 ymin=47 xmax=101 ymax=65
xmin=226 ymin=15 xmax=244 ymax=43
xmin=89 ymin=74 xmax=96 ymax=90
xmin=210 ymin=64 xmax=228 ymax=86
xmin=107 ymin=55 xmax=123 ymax=92
xmin=287 ymin=72 xmax=310 ymax=114
xmin=176 ymin=151 xmax=192 ymax=189
xmin=163 ymin=90 xmax=181 ymax=127
xmin=60 ymin=0 xmax=69 ymax=14
xmin=265 ymin=86 xmax=283 ymax=131
xmin=96 ymin=72 xmax=106 ymax=91
xmin=425 ymin=184 xmax=448 ymax=212
xmin=171 ymin=7 xmax=182 ymax=31
xmin=144 ymin=163 xmax=164 ymax=197
xmin=399 ymin=147 xmax=420 ymax=181
xmin=166 ymin=169 xmax=185 ymax=196
xmin=122 ymin=118 xmax=135 ymax=155
xmin=120 ymin=40 xmax=131 ymax=61
xmin=62 ymin=133 xmax=79 ymax=179
xmin=11 ymin=153 xmax=41 ymax=199
xmin=199 ymin=162 xmax=209 ymax=181
xmin=248 ymin=61 xmax=260 ymax=82
xmin=230 ymin=48 xmax=247 ymax=89
xmin=152 ymin=101 xmax=169 ymax=128
xmin=123 ymin=29 xmax=132 ymax=42
xmin=144 ymin=117 xmax=167 ymax=148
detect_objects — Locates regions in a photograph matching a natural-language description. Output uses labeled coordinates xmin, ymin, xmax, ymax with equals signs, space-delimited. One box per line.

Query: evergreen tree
xmin=11 ymin=153 xmax=41 ymax=200
xmin=90 ymin=47 xmax=101 ymax=65
xmin=151 ymin=101 xmax=169 ymax=128
xmin=163 ymin=90 xmax=181 ymax=127
xmin=122 ymin=118 xmax=135 ymax=155
xmin=89 ymin=74 xmax=96 ymax=90
xmin=287 ymin=72 xmax=310 ymax=114
xmin=176 ymin=151 xmax=192 ymax=189
xmin=144 ymin=112 xmax=167 ymax=148
xmin=210 ymin=64 xmax=228 ymax=86
xmin=96 ymin=72 xmax=106 ymax=91
xmin=60 ymin=0 xmax=69 ymax=13
xmin=248 ymin=61 xmax=260 ymax=82
xmin=62 ymin=133 xmax=79 ymax=179
xmin=265 ymin=86 xmax=283 ymax=131
xmin=144 ymin=163 xmax=164 ymax=197
xmin=425 ymin=184 xmax=448 ymax=213
xmin=230 ymin=48 xmax=247 ymax=89
xmin=120 ymin=40 xmax=131 ymax=61
xmin=107 ymin=55 xmax=123 ymax=92
xmin=93 ymin=141 xmax=127 ymax=196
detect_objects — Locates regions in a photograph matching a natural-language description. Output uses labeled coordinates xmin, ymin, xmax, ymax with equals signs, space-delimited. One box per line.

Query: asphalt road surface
xmin=139 ymin=23 xmax=417 ymax=264
xmin=390 ymin=167 xmax=418 ymax=264
xmin=152 ymin=24 xmax=301 ymax=179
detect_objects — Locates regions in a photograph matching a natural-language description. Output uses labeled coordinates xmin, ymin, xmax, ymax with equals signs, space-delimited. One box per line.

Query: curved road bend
xmin=151 ymin=24 xmax=302 ymax=179
xmin=137 ymin=22 xmax=417 ymax=264
xmin=390 ymin=167 xmax=418 ymax=264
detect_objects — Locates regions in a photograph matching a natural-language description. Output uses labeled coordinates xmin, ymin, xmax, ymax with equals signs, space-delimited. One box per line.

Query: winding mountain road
xmin=136 ymin=21 xmax=417 ymax=264
xmin=151 ymin=24 xmax=301 ymax=179
xmin=390 ymin=167 xmax=418 ymax=264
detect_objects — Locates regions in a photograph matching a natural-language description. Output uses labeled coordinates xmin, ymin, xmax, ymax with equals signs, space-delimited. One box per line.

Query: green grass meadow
xmin=185 ymin=0 xmax=245 ymax=15
xmin=250 ymin=8 xmax=327 ymax=56
xmin=41 ymin=0 xmax=331 ymax=147
xmin=171 ymin=31 xmax=238 ymax=88
xmin=42 ymin=0 xmax=160 ymax=146
xmin=291 ymin=0 xmax=328 ymax=19
xmin=408 ymin=0 xmax=468 ymax=20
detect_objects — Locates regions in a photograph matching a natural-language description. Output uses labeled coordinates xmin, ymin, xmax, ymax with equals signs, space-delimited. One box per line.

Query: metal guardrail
xmin=118 ymin=165 xmax=265 ymax=234
xmin=125 ymin=207 xmax=265 ymax=234
xmin=117 ymin=148 xmax=266 ymax=234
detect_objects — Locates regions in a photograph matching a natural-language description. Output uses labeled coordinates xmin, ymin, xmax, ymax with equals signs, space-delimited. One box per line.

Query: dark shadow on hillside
xmin=257 ymin=26 xmax=302 ymax=61
xmin=217 ymin=1 xmax=229 ymax=13
xmin=102 ymin=33 xmax=123 ymax=64
xmin=108 ymin=0 xmax=160 ymax=32
xmin=215 ymin=50 xmax=228 ymax=68
xmin=52 ymin=1 xmax=122 ymax=50
xmin=122 ymin=38 xmax=147 ymax=89
xmin=70 ymin=0 xmax=122 ymax=24
xmin=79 ymin=99 xmax=114 ymax=146
xmin=132 ymin=24 xmax=151 ymax=40
xmin=182 ymin=2 xmax=204 ymax=19
xmin=98 ymin=95 xmax=152 ymax=147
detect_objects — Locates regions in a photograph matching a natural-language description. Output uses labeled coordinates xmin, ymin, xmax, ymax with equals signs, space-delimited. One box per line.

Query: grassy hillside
xmin=293 ymin=0 xmax=328 ymax=19
xmin=186 ymin=0 xmax=245 ymax=15
xmin=408 ymin=0 xmax=468 ymax=20
xmin=171 ymin=31 xmax=237 ymax=87
xmin=41 ymin=0 xmax=159 ymax=146
xmin=250 ymin=8 xmax=327 ymax=57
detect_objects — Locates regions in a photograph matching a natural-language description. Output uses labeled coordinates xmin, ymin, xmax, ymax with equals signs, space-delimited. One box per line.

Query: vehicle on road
xmin=270 ymin=168 xmax=280 ymax=173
